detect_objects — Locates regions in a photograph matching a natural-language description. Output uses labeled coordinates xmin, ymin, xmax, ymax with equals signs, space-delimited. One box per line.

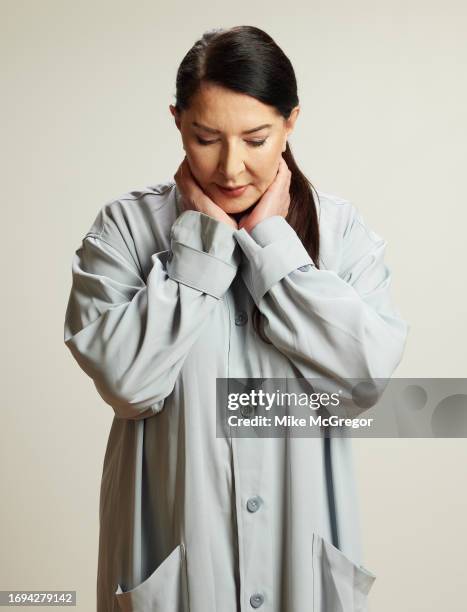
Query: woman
xmin=64 ymin=25 xmax=409 ymax=612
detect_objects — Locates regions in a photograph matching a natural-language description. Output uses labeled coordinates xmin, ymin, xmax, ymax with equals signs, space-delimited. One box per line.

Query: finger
xmin=280 ymin=157 xmax=291 ymax=179
xmin=185 ymin=167 xmax=205 ymax=196
xmin=278 ymin=158 xmax=289 ymax=182
xmin=276 ymin=159 xmax=289 ymax=187
xmin=180 ymin=160 xmax=194 ymax=192
xmin=181 ymin=158 xmax=194 ymax=184
xmin=174 ymin=158 xmax=187 ymax=183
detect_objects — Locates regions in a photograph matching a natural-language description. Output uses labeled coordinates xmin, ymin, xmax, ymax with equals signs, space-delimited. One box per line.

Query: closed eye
xmin=195 ymin=136 xmax=267 ymax=147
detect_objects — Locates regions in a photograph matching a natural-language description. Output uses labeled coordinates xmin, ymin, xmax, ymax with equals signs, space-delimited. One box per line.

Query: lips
xmin=218 ymin=185 xmax=246 ymax=190
xmin=216 ymin=184 xmax=249 ymax=198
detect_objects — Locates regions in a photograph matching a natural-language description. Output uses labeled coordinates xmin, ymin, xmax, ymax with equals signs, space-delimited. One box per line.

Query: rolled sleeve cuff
xmin=167 ymin=210 xmax=241 ymax=299
xmin=234 ymin=216 xmax=315 ymax=307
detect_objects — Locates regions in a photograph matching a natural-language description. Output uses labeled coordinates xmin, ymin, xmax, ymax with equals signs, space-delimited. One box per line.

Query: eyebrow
xmin=192 ymin=121 xmax=272 ymax=135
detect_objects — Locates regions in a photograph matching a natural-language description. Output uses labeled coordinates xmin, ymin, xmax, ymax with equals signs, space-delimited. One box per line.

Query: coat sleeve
xmin=233 ymin=203 xmax=410 ymax=416
xmin=64 ymin=209 xmax=241 ymax=420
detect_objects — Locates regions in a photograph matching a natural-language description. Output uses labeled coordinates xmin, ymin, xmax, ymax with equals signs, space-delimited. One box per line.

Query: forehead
xmin=185 ymin=82 xmax=282 ymax=132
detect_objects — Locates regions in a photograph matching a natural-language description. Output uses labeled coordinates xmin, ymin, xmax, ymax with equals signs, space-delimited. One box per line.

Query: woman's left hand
xmin=238 ymin=156 xmax=292 ymax=233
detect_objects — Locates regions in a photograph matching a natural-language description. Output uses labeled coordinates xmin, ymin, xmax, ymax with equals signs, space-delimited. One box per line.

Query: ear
xmin=169 ymin=104 xmax=181 ymax=131
xmin=283 ymin=105 xmax=300 ymax=150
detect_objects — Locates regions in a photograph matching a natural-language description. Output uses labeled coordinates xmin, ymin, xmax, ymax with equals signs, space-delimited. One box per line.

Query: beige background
xmin=2 ymin=1 xmax=466 ymax=610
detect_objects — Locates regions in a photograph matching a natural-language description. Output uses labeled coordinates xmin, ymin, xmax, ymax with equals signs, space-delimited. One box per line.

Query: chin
xmin=220 ymin=199 xmax=257 ymax=214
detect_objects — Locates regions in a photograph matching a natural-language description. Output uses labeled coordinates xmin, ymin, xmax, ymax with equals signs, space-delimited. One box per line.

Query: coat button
xmin=250 ymin=592 xmax=264 ymax=608
xmin=241 ymin=403 xmax=254 ymax=418
xmin=235 ymin=310 xmax=248 ymax=326
xmin=297 ymin=264 xmax=312 ymax=271
xmin=246 ymin=496 xmax=262 ymax=513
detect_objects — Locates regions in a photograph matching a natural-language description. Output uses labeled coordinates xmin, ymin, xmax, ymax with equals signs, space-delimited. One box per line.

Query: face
xmin=170 ymin=82 xmax=300 ymax=214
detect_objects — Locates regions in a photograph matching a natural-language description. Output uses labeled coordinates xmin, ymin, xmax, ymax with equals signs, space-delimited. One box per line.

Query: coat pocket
xmin=114 ymin=543 xmax=186 ymax=612
xmin=312 ymin=533 xmax=376 ymax=612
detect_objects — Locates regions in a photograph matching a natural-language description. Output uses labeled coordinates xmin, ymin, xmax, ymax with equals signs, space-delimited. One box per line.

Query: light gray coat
xmin=64 ymin=180 xmax=409 ymax=611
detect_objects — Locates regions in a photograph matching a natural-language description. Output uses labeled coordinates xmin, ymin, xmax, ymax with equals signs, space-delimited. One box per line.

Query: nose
xmin=217 ymin=141 xmax=245 ymax=180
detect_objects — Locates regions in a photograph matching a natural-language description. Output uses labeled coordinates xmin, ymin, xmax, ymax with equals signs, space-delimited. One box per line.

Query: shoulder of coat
xmin=104 ymin=180 xmax=176 ymax=221
xmin=312 ymin=190 xmax=358 ymax=270
xmin=84 ymin=179 xmax=177 ymax=238
xmin=315 ymin=190 xmax=354 ymax=234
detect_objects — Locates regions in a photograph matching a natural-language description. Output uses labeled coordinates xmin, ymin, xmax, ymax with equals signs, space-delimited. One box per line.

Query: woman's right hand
xmin=174 ymin=157 xmax=238 ymax=230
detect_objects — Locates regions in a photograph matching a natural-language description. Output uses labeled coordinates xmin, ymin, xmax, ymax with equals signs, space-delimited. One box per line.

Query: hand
xmin=173 ymin=157 xmax=238 ymax=230
xmin=237 ymin=156 xmax=291 ymax=234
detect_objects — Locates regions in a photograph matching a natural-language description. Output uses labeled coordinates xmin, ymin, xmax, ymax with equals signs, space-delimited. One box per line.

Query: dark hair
xmin=173 ymin=25 xmax=320 ymax=343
